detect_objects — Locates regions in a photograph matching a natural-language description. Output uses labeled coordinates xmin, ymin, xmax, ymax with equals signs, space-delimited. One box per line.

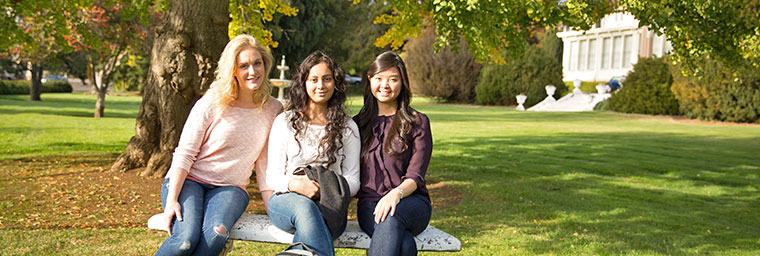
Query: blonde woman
xmin=155 ymin=34 xmax=283 ymax=255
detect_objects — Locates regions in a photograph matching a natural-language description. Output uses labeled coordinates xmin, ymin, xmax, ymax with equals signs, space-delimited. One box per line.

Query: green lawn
xmin=1 ymin=93 xmax=759 ymax=255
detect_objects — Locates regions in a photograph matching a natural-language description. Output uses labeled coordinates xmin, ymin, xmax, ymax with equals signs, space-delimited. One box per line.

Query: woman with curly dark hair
xmin=353 ymin=51 xmax=433 ymax=256
xmin=266 ymin=51 xmax=360 ymax=256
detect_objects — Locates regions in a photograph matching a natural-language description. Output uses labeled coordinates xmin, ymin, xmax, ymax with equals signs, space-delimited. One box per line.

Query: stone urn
xmin=572 ymin=79 xmax=583 ymax=95
xmin=516 ymin=94 xmax=527 ymax=110
xmin=545 ymin=85 xmax=557 ymax=101
xmin=596 ymin=83 xmax=610 ymax=94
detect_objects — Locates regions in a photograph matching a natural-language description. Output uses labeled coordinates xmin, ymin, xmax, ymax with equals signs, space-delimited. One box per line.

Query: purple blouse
xmin=357 ymin=112 xmax=433 ymax=204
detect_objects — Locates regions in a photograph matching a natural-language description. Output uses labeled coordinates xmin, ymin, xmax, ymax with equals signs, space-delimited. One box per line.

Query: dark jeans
xmin=155 ymin=178 xmax=249 ymax=256
xmin=357 ymin=194 xmax=432 ymax=256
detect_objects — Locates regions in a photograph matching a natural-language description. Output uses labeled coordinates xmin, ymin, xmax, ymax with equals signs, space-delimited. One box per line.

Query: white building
xmin=557 ymin=11 xmax=672 ymax=82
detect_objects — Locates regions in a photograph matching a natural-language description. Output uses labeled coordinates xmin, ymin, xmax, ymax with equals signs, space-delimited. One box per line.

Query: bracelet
xmin=394 ymin=187 xmax=404 ymax=198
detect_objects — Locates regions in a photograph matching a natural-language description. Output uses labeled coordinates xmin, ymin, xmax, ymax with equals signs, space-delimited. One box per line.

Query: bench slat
xmin=148 ymin=213 xmax=461 ymax=251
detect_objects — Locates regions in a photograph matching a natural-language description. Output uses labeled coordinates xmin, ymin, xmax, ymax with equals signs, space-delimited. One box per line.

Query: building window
xmin=579 ymin=40 xmax=587 ymax=71
xmin=652 ymin=34 xmax=662 ymax=57
xmin=612 ymin=36 xmax=622 ymax=68
xmin=602 ymin=37 xmax=611 ymax=69
xmin=570 ymin=40 xmax=579 ymax=71
xmin=588 ymin=39 xmax=596 ymax=70
xmin=623 ymin=35 xmax=633 ymax=68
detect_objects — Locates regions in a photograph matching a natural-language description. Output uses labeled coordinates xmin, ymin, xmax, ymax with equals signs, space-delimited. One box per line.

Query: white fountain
xmin=270 ymin=55 xmax=291 ymax=102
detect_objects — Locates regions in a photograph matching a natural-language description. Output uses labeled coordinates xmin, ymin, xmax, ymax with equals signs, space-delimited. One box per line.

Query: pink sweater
xmin=168 ymin=94 xmax=283 ymax=190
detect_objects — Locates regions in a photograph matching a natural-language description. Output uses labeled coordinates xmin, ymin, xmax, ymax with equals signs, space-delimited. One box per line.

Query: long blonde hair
xmin=208 ymin=34 xmax=274 ymax=112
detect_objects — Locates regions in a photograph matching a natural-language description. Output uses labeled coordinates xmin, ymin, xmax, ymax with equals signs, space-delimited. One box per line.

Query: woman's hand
xmin=373 ymin=189 xmax=402 ymax=223
xmin=163 ymin=200 xmax=182 ymax=236
xmin=288 ymin=176 xmax=320 ymax=199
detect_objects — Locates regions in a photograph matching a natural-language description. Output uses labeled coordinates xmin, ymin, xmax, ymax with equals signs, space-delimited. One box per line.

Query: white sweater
xmin=266 ymin=111 xmax=361 ymax=196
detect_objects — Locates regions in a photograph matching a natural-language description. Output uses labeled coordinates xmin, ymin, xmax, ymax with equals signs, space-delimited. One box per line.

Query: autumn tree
xmin=1 ymin=0 xmax=74 ymax=101
xmin=111 ymin=0 xmax=296 ymax=177
xmin=64 ymin=1 xmax=153 ymax=117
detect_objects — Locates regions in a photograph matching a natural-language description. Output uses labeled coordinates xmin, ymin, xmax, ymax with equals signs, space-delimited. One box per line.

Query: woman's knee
xmin=166 ymin=232 xmax=200 ymax=254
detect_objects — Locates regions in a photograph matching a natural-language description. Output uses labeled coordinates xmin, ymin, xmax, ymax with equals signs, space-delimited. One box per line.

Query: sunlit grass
xmin=1 ymin=93 xmax=759 ymax=255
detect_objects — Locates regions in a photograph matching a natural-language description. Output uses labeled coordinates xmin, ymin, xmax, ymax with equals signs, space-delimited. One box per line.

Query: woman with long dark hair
xmin=266 ymin=51 xmax=360 ymax=256
xmin=353 ymin=51 xmax=433 ymax=256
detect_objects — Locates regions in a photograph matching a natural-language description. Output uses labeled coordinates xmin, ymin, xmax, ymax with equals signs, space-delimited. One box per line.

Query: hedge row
xmin=605 ymin=57 xmax=681 ymax=115
xmin=0 ymin=80 xmax=73 ymax=94
xmin=671 ymin=59 xmax=760 ymax=123
xmin=475 ymin=46 xmax=566 ymax=106
xmin=405 ymin=28 xmax=482 ymax=103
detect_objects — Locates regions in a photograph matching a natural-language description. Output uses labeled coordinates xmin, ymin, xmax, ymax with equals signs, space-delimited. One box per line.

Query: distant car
xmin=607 ymin=75 xmax=626 ymax=91
xmin=41 ymin=74 xmax=67 ymax=83
xmin=344 ymin=74 xmax=362 ymax=86
xmin=2 ymin=71 xmax=23 ymax=80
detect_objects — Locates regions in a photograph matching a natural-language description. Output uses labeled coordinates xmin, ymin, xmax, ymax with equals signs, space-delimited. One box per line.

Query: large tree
xmin=110 ymin=0 xmax=230 ymax=176
xmin=111 ymin=0 xmax=295 ymax=177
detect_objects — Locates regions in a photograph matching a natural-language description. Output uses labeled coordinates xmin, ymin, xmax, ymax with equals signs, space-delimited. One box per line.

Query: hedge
xmin=0 ymin=80 xmax=73 ymax=94
xmin=405 ymin=27 xmax=482 ymax=103
xmin=605 ymin=57 xmax=680 ymax=115
xmin=475 ymin=46 xmax=566 ymax=107
xmin=671 ymin=59 xmax=760 ymax=123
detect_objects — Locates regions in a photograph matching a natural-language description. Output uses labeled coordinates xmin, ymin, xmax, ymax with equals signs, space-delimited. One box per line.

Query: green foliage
xmin=0 ymin=80 xmax=72 ymax=95
xmin=623 ymin=0 xmax=760 ymax=72
xmin=229 ymin=0 xmax=298 ymax=48
xmin=671 ymin=58 xmax=760 ymax=123
xmin=540 ymin=29 xmax=563 ymax=65
xmin=563 ymin=80 xmax=604 ymax=93
xmin=373 ymin=0 xmax=615 ymax=63
xmin=475 ymin=46 xmax=566 ymax=106
xmin=404 ymin=28 xmax=482 ymax=103
xmin=265 ymin=0 xmax=336 ymax=73
xmin=606 ymin=57 xmax=680 ymax=115
xmin=112 ymin=54 xmax=149 ymax=92
xmin=372 ymin=0 xmax=759 ymax=77
xmin=319 ymin=1 xmax=393 ymax=76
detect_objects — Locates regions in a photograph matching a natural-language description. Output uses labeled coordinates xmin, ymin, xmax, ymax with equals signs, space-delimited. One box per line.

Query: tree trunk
xmin=111 ymin=0 xmax=230 ymax=177
xmin=30 ymin=64 xmax=42 ymax=101
xmin=93 ymin=70 xmax=107 ymax=118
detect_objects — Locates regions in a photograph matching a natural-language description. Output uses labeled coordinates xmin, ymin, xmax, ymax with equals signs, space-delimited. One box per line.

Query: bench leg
xmin=218 ymin=240 xmax=234 ymax=256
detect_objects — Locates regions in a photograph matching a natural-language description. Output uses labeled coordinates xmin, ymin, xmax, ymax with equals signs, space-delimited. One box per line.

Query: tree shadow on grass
xmin=431 ymin=132 xmax=760 ymax=254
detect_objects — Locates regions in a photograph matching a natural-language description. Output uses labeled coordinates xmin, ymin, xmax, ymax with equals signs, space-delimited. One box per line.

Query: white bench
xmin=148 ymin=213 xmax=461 ymax=253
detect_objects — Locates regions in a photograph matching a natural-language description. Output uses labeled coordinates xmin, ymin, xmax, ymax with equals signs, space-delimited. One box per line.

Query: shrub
xmin=405 ymin=27 xmax=482 ymax=103
xmin=606 ymin=57 xmax=680 ymax=115
xmin=0 ymin=80 xmax=72 ymax=94
xmin=112 ymin=53 xmax=149 ymax=92
xmin=475 ymin=46 xmax=566 ymax=107
xmin=671 ymin=58 xmax=760 ymax=123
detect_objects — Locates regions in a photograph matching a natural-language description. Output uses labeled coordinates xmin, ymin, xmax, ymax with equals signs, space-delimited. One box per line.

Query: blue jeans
xmin=357 ymin=194 xmax=432 ymax=256
xmin=155 ymin=178 xmax=249 ymax=256
xmin=268 ymin=192 xmax=337 ymax=256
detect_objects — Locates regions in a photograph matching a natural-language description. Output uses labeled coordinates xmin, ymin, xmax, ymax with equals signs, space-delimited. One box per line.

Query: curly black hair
xmin=286 ymin=51 xmax=349 ymax=168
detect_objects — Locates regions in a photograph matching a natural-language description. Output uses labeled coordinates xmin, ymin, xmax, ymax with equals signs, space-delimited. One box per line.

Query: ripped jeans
xmin=155 ymin=178 xmax=249 ymax=256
